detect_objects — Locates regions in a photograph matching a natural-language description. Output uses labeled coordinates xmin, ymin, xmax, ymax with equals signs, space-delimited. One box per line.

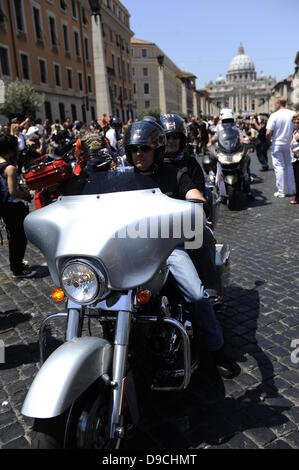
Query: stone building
xmin=291 ymin=51 xmax=299 ymax=108
xmin=131 ymin=38 xmax=197 ymax=117
xmin=206 ymin=43 xmax=276 ymax=116
xmin=0 ymin=0 xmax=96 ymax=123
xmin=0 ymin=0 xmax=134 ymax=123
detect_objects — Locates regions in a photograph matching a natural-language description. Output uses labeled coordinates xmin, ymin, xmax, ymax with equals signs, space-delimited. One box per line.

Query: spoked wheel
xmin=31 ymin=381 xmax=121 ymax=449
xmin=227 ymin=185 xmax=237 ymax=210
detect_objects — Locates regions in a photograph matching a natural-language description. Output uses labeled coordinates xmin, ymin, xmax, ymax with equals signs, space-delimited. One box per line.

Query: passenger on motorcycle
xmin=124 ymin=118 xmax=237 ymax=379
xmin=160 ymin=113 xmax=218 ymax=303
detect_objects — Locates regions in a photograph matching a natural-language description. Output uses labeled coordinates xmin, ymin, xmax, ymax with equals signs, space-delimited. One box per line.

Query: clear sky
xmin=122 ymin=0 xmax=298 ymax=89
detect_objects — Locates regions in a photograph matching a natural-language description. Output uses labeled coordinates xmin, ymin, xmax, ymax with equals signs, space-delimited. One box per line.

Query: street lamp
xmin=88 ymin=0 xmax=101 ymax=17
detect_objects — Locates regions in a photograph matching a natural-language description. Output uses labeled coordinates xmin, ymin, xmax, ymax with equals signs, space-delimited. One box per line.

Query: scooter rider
xmin=209 ymin=108 xmax=255 ymax=200
xmin=123 ymin=118 xmax=237 ymax=379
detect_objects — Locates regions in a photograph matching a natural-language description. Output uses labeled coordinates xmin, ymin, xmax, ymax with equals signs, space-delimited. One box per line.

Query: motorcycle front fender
xmin=224 ymin=175 xmax=239 ymax=185
xmin=22 ymin=337 xmax=112 ymax=419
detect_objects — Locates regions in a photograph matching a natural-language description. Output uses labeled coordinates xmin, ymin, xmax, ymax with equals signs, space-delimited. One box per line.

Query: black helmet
xmin=160 ymin=113 xmax=187 ymax=151
xmin=123 ymin=118 xmax=166 ymax=167
xmin=52 ymin=130 xmax=68 ymax=143
xmin=111 ymin=116 xmax=122 ymax=128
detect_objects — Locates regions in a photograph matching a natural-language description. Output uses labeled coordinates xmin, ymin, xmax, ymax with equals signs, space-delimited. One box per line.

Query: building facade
xmin=100 ymin=0 xmax=134 ymax=121
xmin=131 ymin=38 xmax=196 ymax=117
xmin=0 ymin=0 xmax=98 ymax=123
xmin=207 ymin=44 xmax=276 ymax=116
xmin=291 ymin=51 xmax=299 ymax=108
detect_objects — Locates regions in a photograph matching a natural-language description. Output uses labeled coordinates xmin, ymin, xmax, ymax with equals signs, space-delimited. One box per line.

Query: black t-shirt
xmin=151 ymin=163 xmax=197 ymax=200
xmin=188 ymin=123 xmax=200 ymax=140
xmin=164 ymin=150 xmax=206 ymax=196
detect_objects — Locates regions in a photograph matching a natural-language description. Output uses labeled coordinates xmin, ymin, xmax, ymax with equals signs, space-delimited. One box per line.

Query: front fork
xmin=40 ymin=301 xmax=132 ymax=441
xmin=67 ymin=306 xmax=132 ymax=440
xmin=108 ymin=310 xmax=132 ymax=440
xmin=67 ymin=308 xmax=132 ymax=440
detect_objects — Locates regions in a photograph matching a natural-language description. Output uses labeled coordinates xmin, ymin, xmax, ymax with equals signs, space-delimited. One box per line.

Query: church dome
xmin=228 ymin=43 xmax=255 ymax=73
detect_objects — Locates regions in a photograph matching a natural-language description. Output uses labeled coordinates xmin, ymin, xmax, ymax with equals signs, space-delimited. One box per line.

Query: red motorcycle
xmin=25 ymin=152 xmax=74 ymax=210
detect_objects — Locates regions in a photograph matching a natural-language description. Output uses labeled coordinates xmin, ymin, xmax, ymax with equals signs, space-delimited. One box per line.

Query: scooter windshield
xmin=62 ymin=166 xmax=157 ymax=196
xmin=218 ymin=125 xmax=241 ymax=154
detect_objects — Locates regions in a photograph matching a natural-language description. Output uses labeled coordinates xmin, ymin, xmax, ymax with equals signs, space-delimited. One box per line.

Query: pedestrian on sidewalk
xmin=266 ymin=97 xmax=295 ymax=198
xmin=252 ymin=114 xmax=269 ymax=171
xmin=290 ymin=112 xmax=299 ymax=205
xmin=0 ymin=134 xmax=36 ymax=279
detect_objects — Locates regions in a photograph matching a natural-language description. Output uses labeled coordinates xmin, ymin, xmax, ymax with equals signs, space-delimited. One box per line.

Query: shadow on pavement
xmin=124 ymin=283 xmax=292 ymax=449
xmin=31 ymin=265 xmax=50 ymax=279
xmin=0 ymin=310 xmax=32 ymax=331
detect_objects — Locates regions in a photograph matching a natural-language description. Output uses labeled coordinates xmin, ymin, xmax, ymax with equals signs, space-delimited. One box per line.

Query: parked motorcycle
xmin=24 ymin=139 xmax=75 ymax=209
xmin=21 ymin=163 xmax=229 ymax=449
xmin=203 ymin=125 xmax=251 ymax=210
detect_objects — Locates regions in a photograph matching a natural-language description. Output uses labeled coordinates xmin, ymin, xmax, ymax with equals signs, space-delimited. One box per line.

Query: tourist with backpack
xmin=0 ymin=134 xmax=36 ymax=279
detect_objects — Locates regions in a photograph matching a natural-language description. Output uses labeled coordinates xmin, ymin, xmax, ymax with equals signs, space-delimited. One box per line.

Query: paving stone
xmin=243 ymin=427 xmax=277 ymax=447
xmin=0 ymin=410 xmax=17 ymax=429
xmin=227 ymin=432 xmax=258 ymax=449
xmin=282 ymin=431 xmax=299 ymax=449
xmin=0 ymin=422 xmax=24 ymax=445
xmin=265 ymin=439 xmax=293 ymax=449
xmin=2 ymin=436 xmax=30 ymax=449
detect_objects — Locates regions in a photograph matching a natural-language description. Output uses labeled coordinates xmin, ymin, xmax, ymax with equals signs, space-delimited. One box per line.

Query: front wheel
xmin=31 ymin=381 xmax=120 ymax=449
xmin=226 ymin=185 xmax=237 ymax=210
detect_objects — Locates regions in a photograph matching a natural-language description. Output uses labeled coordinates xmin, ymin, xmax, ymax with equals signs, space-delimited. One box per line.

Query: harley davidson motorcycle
xmin=203 ymin=125 xmax=252 ymax=210
xmin=22 ymin=164 xmax=229 ymax=449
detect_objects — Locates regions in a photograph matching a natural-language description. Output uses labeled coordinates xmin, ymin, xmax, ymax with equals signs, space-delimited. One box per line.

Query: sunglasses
xmin=129 ymin=145 xmax=152 ymax=153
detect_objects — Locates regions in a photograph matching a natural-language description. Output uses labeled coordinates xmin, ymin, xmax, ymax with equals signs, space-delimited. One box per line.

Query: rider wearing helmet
xmin=160 ymin=113 xmax=209 ymax=213
xmin=124 ymin=116 xmax=200 ymax=199
xmin=123 ymin=118 xmax=237 ymax=379
xmin=209 ymin=108 xmax=255 ymax=200
xmin=106 ymin=116 xmax=122 ymax=153
xmin=160 ymin=113 xmax=219 ymax=305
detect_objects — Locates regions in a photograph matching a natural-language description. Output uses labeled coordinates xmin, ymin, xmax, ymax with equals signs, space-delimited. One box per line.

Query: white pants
xmin=272 ymin=145 xmax=295 ymax=195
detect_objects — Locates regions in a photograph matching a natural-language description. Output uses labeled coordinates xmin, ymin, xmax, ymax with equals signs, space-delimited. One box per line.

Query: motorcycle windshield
xmin=218 ymin=125 xmax=241 ymax=154
xmin=62 ymin=166 xmax=157 ymax=196
xmin=25 ymin=168 xmax=205 ymax=290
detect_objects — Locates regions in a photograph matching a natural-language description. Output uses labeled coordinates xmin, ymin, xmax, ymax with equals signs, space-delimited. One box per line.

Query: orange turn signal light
xmin=136 ymin=290 xmax=151 ymax=305
xmin=52 ymin=288 xmax=65 ymax=302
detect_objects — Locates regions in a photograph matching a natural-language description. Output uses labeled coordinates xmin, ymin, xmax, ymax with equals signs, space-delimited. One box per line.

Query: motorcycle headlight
xmin=61 ymin=261 xmax=106 ymax=304
xmin=218 ymin=151 xmax=243 ymax=164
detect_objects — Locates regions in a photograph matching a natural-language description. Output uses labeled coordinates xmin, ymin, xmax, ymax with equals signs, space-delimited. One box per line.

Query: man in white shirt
xmin=266 ymin=97 xmax=295 ymax=198
xmin=105 ymin=117 xmax=122 ymax=153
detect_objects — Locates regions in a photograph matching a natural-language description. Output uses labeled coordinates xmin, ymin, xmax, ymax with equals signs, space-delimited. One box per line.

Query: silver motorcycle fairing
xmin=21 ymin=337 xmax=112 ymax=419
xmin=24 ymin=189 xmax=204 ymax=289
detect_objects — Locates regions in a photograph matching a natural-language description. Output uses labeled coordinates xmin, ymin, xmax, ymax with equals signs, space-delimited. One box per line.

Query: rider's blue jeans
xmin=167 ymin=247 xmax=224 ymax=352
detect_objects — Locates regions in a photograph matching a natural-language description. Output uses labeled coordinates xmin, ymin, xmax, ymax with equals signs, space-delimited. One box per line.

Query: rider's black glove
xmin=186 ymin=199 xmax=211 ymax=220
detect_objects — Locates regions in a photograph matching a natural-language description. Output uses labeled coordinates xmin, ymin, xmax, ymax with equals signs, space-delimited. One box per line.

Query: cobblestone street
xmin=0 ymin=154 xmax=298 ymax=450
